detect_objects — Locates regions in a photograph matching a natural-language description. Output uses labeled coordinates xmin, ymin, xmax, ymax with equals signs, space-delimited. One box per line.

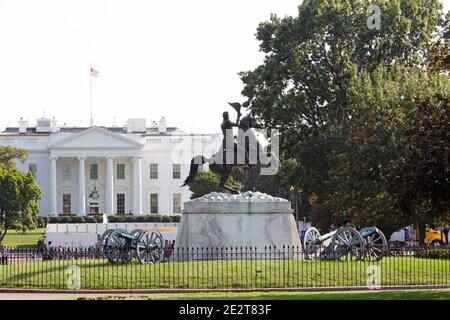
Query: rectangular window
xmin=150 ymin=193 xmax=158 ymax=214
xmin=116 ymin=164 xmax=125 ymax=180
xmin=90 ymin=164 xmax=98 ymax=180
xmin=172 ymin=164 xmax=181 ymax=179
xmin=173 ymin=193 xmax=181 ymax=214
xmin=29 ymin=163 xmax=37 ymax=178
xmin=63 ymin=194 xmax=71 ymax=214
xmin=117 ymin=193 xmax=125 ymax=214
xmin=62 ymin=163 xmax=71 ymax=180
xmin=150 ymin=163 xmax=158 ymax=179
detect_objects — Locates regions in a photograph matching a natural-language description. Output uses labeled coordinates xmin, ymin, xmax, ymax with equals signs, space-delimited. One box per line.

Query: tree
xmin=0 ymin=146 xmax=27 ymax=169
xmin=0 ymin=147 xmax=42 ymax=243
xmin=426 ymin=11 xmax=449 ymax=75
xmin=333 ymin=65 xmax=448 ymax=237
xmin=239 ymin=0 xmax=447 ymax=236
xmin=389 ymin=95 xmax=450 ymax=243
xmin=231 ymin=156 xmax=298 ymax=198
xmin=188 ymin=171 xmax=241 ymax=199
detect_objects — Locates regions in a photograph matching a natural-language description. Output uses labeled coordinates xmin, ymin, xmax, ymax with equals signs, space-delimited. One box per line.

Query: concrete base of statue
xmin=174 ymin=191 xmax=302 ymax=260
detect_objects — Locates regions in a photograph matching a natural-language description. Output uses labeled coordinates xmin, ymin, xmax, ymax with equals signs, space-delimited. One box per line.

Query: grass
xmin=1 ymin=228 xmax=46 ymax=248
xmin=0 ymin=256 xmax=449 ymax=290
xmin=75 ymin=289 xmax=450 ymax=300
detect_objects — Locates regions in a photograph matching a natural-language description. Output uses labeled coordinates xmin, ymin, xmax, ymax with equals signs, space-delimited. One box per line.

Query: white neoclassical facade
xmin=0 ymin=117 xmax=221 ymax=216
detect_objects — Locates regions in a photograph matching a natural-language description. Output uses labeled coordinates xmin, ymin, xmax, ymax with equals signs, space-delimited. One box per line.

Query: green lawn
xmin=0 ymin=256 xmax=449 ymax=290
xmin=1 ymin=228 xmax=46 ymax=248
xmin=76 ymin=289 xmax=450 ymax=300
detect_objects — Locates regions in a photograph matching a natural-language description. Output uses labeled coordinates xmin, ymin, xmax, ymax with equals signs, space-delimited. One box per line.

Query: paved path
xmin=1 ymin=288 xmax=450 ymax=300
xmin=0 ymin=292 xmax=126 ymax=300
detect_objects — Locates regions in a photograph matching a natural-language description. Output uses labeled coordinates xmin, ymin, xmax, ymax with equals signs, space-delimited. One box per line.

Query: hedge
xmin=107 ymin=215 xmax=181 ymax=223
xmin=415 ymin=248 xmax=450 ymax=259
xmin=46 ymin=215 xmax=181 ymax=224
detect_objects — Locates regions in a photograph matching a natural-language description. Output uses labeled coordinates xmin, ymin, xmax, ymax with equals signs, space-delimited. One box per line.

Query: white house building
xmin=0 ymin=117 xmax=222 ymax=217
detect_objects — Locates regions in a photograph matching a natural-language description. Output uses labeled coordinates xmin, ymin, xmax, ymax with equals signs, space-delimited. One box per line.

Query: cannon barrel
xmin=316 ymin=230 xmax=337 ymax=243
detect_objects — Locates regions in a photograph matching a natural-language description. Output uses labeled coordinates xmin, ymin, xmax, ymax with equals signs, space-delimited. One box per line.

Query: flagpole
xmin=90 ymin=63 xmax=94 ymax=127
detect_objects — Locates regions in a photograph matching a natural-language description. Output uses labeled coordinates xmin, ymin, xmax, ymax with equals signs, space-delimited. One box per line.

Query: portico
xmin=48 ymin=127 xmax=144 ymax=216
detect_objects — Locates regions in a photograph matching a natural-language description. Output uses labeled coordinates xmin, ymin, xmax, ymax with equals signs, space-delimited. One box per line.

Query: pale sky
xmin=0 ymin=0 xmax=448 ymax=134
xmin=0 ymin=0 xmax=301 ymax=134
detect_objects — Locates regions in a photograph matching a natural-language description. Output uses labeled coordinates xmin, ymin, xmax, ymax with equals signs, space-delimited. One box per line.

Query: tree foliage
xmin=188 ymin=171 xmax=242 ymax=199
xmin=0 ymin=147 xmax=42 ymax=243
xmin=389 ymin=94 xmax=449 ymax=229
xmin=239 ymin=0 xmax=448 ymax=236
xmin=0 ymin=146 xmax=27 ymax=170
xmin=231 ymin=156 xmax=300 ymax=198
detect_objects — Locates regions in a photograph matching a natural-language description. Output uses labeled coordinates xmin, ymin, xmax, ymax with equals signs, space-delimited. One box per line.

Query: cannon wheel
xmin=100 ymin=229 xmax=115 ymax=246
xmin=331 ymin=227 xmax=364 ymax=262
xmin=97 ymin=229 xmax=115 ymax=255
xmin=136 ymin=230 xmax=164 ymax=264
xmin=360 ymin=227 xmax=388 ymax=261
xmin=104 ymin=229 xmax=133 ymax=264
xmin=303 ymin=227 xmax=322 ymax=260
xmin=129 ymin=229 xmax=144 ymax=259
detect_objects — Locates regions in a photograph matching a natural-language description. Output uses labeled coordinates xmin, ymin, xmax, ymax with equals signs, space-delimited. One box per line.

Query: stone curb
xmin=0 ymin=284 xmax=449 ymax=295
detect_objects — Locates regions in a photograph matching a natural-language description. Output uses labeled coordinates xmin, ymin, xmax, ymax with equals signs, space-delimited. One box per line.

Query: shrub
xmin=135 ymin=216 xmax=147 ymax=222
xmin=105 ymin=215 xmax=180 ymax=223
xmin=86 ymin=216 xmax=97 ymax=223
xmin=48 ymin=217 xmax=58 ymax=224
xmin=114 ymin=216 xmax=126 ymax=223
xmin=58 ymin=216 xmax=71 ymax=223
xmin=145 ymin=215 xmax=162 ymax=222
xmin=71 ymin=216 xmax=85 ymax=224
xmin=415 ymin=248 xmax=450 ymax=259
xmin=161 ymin=215 xmax=172 ymax=223
xmin=124 ymin=216 xmax=137 ymax=223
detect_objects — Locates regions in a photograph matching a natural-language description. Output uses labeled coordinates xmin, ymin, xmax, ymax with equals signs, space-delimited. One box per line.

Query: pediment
xmin=49 ymin=127 xmax=144 ymax=149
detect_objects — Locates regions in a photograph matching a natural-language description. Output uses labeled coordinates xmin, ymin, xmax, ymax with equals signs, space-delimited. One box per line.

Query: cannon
xmin=359 ymin=227 xmax=388 ymax=261
xmin=101 ymin=228 xmax=164 ymax=264
xmin=303 ymin=226 xmax=388 ymax=261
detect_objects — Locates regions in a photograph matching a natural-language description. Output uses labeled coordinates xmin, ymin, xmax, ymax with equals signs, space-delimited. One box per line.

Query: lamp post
xmin=289 ymin=186 xmax=300 ymax=231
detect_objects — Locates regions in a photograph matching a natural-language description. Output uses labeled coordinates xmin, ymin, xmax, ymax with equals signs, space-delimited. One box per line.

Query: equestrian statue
xmin=181 ymin=102 xmax=277 ymax=194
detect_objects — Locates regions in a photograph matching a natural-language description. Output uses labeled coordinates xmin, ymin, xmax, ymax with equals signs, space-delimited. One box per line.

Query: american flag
xmin=90 ymin=67 xmax=99 ymax=78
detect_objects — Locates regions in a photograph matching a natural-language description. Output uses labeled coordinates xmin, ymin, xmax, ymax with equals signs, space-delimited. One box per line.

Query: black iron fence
xmin=0 ymin=245 xmax=449 ymax=290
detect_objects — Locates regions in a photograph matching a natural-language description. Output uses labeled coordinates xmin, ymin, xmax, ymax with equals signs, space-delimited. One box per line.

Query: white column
xmin=134 ymin=156 xmax=142 ymax=215
xmin=50 ymin=156 xmax=57 ymax=215
xmin=132 ymin=158 xmax=136 ymax=213
xmin=78 ymin=157 xmax=86 ymax=215
xmin=105 ymin=157 xmax=114 ymax=215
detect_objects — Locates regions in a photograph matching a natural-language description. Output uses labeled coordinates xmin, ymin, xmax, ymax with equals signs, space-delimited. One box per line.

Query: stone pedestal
xmin=175 ymin=192 xmax=302 ymax=260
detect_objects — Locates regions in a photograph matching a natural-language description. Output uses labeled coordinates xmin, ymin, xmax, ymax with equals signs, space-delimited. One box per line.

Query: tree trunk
xmin=0 ymin=228 xmax=7 ymax=243
xmin=418 ymin=221 xmax=426 ymax=246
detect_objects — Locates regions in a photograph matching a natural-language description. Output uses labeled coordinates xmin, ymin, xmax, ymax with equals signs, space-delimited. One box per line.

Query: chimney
xmin=126 ymin=118 xmax=146 ymax=133
xmin=158 ymin=117 xmax=167 ymax=133
xmin=126 ymin=119 xmax=133 ymax=133
xmin=18 ymin=117 xmax=28 ymax=134
xmin=50 ymin=117 xmax=58 ymax=133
